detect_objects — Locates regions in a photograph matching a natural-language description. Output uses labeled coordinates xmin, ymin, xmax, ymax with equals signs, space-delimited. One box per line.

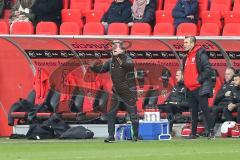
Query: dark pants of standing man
xmin=107 ymin=95 xmax=139 ymax=138
xmin=188 ymin=88 xmax=213 ymax=135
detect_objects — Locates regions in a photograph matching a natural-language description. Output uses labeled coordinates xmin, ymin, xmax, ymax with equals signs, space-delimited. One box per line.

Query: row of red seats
xmin=64 ymin=0 xmax=240 ymax=16
xmin=62 ymin=8 xmax=240 ymax=29
xmin=64 ymin=0 xmax=162 ymax=12
xmin=1 ymin=21 xmax=240 ymax=36
xmin=1 ymin=8 xmax=239 ymax=29
xmin=3 ymin=0 xmax=238 ymax=22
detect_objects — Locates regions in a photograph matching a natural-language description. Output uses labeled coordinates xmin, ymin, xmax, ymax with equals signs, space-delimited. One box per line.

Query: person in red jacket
xmin=183 ymin=36 xmax=214 ymax=139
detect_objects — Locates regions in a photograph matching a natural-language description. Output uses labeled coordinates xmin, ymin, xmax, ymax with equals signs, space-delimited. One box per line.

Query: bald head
xmin=225 ymin=67 xmax=235 ymax=82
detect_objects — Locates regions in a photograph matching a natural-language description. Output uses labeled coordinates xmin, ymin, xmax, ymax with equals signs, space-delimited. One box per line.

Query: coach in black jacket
xmin=183 ymin=36 xmax=214 ymax=139
xmin=91 ymin=40 xmax=138 ymax=143
xmin=159 ymin=69 xmax=189 ymax=133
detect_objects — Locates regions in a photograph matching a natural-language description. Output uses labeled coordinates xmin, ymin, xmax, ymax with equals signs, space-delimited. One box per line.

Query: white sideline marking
xmin=0 ymin=139 xmax=104 ymax=144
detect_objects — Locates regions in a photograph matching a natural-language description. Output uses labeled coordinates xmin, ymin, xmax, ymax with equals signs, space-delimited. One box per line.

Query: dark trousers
xmin=211 ymin=105 xmax=226 ymax=126
xmin=159 ymin=104 xmax=189 ymax=133
xmin=223 ymin=107 xmax=240 ymax=123
xmin=188 ymin=88 xmax=213 ymax=135
xmin=107 ymin=95 xmax=139 ymax=138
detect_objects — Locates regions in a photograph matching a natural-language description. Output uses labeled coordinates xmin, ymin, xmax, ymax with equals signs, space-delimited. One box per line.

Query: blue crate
xmin=139 ymin=120 xmax=171 ymax=140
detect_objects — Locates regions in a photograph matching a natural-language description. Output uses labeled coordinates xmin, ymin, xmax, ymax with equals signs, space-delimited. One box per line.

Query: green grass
xmin=0 ymin=138 xmax=240 ymax=160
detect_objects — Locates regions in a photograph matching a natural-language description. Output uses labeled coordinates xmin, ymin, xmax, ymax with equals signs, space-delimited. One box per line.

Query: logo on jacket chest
xmin=191 ymin=57 xmax=196 ymax=63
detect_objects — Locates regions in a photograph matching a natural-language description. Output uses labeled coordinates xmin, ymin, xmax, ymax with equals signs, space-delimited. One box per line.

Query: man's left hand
xmin=227 ymin=103 xmax=236 ymax=111
xmin=187 ymin=15 xmax=194 ymax=20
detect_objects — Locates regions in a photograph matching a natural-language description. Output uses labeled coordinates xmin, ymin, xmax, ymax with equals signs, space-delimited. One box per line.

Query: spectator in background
xmin=9 ymin=0 xmax=35 ymax=27
xmin=223 ymin=73 xmax=240 ymax=124
xmin=31 ymin=0 xmax=62 ymax=27
xmin=172 ymin=0 xmax=198 ymax=28
xmin=211 ymin=67 xmax=235 ymax=126
xmin=0 ymin=0 xmax=4 ymax=18
xmin=101 ymin=0 xmax=132 ymax=33
xmin=128 ymin=0 xmax=157 ymax=27
xmin=158 ymin=69 xmax=189 ymax=134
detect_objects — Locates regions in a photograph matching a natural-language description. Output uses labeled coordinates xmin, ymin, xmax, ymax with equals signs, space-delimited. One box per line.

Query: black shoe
xmin=132 ymin=136 xmax=138 ymax=142
xmin=104 ymin=136 xmax=115 ymax=143
xmin=207 ymin=131 xmax=215 ymax=140
xmin=186 ymin=134 xmax=197 ymax=140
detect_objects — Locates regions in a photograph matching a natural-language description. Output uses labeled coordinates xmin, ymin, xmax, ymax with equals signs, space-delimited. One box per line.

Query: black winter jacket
xmin=91 ymin=53 xmax=137 ymax=106
xmin=165 ymin=81 xmax=188 ymax=107
xmin=214 ymin=80 xmax=235 ymax=106
xmin=31 ymin=0 xmax=63 ymax=26
xmin=231 ymin=86 xmax=240 ymax=108
xmin=183 ymin=47 xmax=213 ymax=97
xmin=101 ymin=0 xmax=132 ymax=24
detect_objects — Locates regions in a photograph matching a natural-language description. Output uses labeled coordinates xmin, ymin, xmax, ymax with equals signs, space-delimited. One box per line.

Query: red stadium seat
xmin=156 ymin=0 xmax=163 ymax=10
xmin=94 ymin=0 xmax=112 ymax=4
xmin=62 ymin=0 xmax=69 ymax=9
xmin=163 ymin=0 xmax=177 ymax=11
xmin=210 ymin=0 xmax=232 ymax=16
xmin=10 ymin=112 xmax=28 ymax=119
xmin=107 ymin=23 xmax=129 ymax=35
xmin=199 ymin=23 xmax=220 ymax=36
xmin=36 ymin=22 xmax=58 ymax=35
xmin=130 ymin=23 xmax=152 ymax=35
xmin=201 ymin=11 xmax=222 ymax=29
xmin=60 ymin=22 xmax=82 ymax=35
xmin=233 ymin=0 xmax=240 ymax=11
xmin=176 ymin=23 xmax=198 ymax=36
xmin=222 ymin=23 xmax=240 ymax=36
xmin=85 ymin=10 xmax=104 ymax=23
xmin=223 ymin=11 xmax=240 ymax=25
xmin=61 ymin=9 xmax=83 ymax=28
xmin=155 ymin=10 xmax=174 ymax=24
xmin=198 ymin=0 xmax=209 ymax=17
xmin=94 ymin=0 xmax=112 ymax=12
xmin=83 ymin=22 xmax=105 ymax=35
xmin=153 ymin=23 xmax=174 ymax=36
xmin=11 ymin=21 xmax=34 ymax=34
xmin=0 ymin=21 xmax=9 ymax=34
xmin=70 ymin=0 xmax=92 ymax=14
xmin=2 ymin=9 xmax=11 ymax=19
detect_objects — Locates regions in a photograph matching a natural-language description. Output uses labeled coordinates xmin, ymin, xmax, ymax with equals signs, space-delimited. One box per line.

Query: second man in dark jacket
xmin=159 ymin=69 xmax=189 ymax=133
